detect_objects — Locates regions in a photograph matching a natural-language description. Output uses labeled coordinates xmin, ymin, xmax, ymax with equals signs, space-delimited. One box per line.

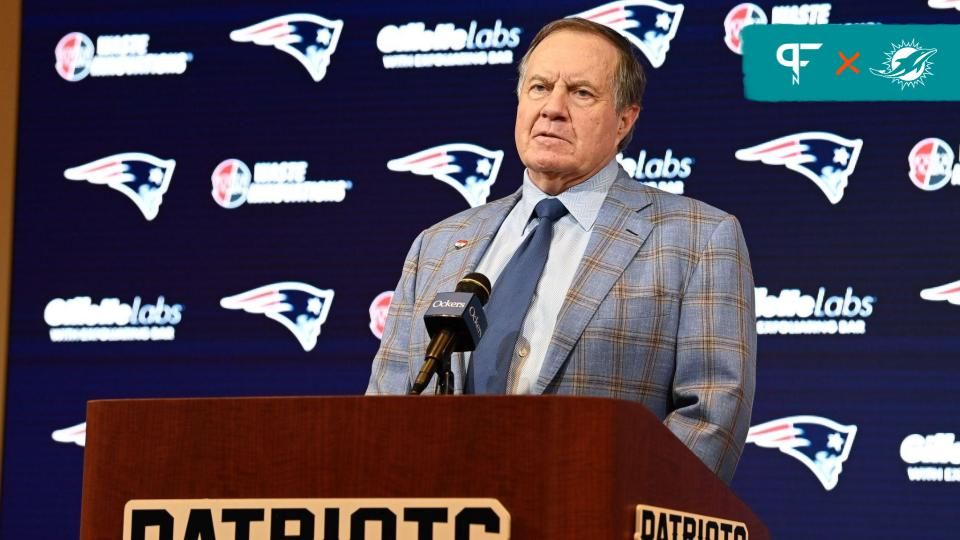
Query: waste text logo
xmin=908 ymin=137 xmax=960 ymax=191
xmin=570 ymin=1 xmax=684 ymax=68
xmin=64 ymin=152 xmax=176 ymax=220
xmin=230 ymin=14 xmax=344 ymax=82
xmin=735 ymin=131 xmax=862 ymax=204
xmin=747 ymin=415 xmax=857 ymax=490
xmin=870 ymin=39 xmax=937 ymax=90
xmin=211 ymin=159 xmax=352 ymax=207
xmin=55 ymin=32 xmax=193 ymax=81
xmin=724 ymin=3 xmax=832 ymax=55
xmin=221 ymin=282 xmax=334 ymax=352
xmin=388 ymin=143 xmax=503 ymax=208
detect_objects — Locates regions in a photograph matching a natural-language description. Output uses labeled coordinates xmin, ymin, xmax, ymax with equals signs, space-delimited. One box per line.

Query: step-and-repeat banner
xmin=3 ymin=1 xmax=959 ymax=538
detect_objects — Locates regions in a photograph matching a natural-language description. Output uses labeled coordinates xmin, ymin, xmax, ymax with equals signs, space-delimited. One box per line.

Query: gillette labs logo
xmin=755 ymin=286 xmax=875 ymax=335
xmin=45 ymin=296 xmax=183 ymax=342
xmin=901 ymin=433 xmax=960 ymax=483
xmin=617 ymin=148 xmax=694 ymax=194
xmin=378 ymin=19 xmax=522 ymax=69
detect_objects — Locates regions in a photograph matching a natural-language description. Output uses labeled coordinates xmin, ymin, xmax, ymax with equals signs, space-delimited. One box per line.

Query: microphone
xmin=410 ymin=273 xmax=491 ymax=395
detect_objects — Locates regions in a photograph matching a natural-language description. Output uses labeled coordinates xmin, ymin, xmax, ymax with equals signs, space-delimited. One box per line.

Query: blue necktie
xmin=465 ymin=197 xmax=569 ymax=394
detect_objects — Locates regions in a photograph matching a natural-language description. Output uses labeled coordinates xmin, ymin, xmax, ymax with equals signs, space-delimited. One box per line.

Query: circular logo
xmin=908 ymin=138 xmax=955 ymax=191
xmin=55 ymin=32 xmax=95 ymax=82
xmin=211 ymin=159 xmax=252 ymax=209
xmin=368 ymin=291 xmax=394 ymax=340
xmin=724 ymin=3 xmax=767 ymax=55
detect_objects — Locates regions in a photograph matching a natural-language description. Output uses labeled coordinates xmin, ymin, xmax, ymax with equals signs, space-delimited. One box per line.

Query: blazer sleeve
xmin=664 ymin=214 xmax=757 ymax=484
xmin=365 ymin=230 xmax=426 ymax=395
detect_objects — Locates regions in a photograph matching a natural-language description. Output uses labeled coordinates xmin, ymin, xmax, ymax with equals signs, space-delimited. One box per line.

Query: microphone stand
xmin=435 ymin=352 xmax=454 ymax=395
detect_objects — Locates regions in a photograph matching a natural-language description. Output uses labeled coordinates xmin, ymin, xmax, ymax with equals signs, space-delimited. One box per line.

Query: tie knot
xmin=533 ymin=198 xmax=568 ymax=223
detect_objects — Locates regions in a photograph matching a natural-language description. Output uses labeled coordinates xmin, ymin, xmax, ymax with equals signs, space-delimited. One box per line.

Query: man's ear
xmin=618 ymin=104 xmax=641 ymax=138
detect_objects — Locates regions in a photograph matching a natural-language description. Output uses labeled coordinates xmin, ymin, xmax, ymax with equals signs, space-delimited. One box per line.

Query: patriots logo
xmin=387 ymin=143 xmax=504 ymax=208
xmin=920 ymin=279 xmax=960 ymax=305
xmin=64 ymin=152 xmax=176 ymax=220
xmin=735 ymin=132 xmax=863 ymax=204
xmin=570 ymin=0 xmax=684 ymax=68
xmin=221 ymin=282 xmax=334 ymax=352
xmin=747 ymin=415 xmax=857 ymax=490
xmin=52 ymin=421 xmax=86 ymax=447
xmin=230 ymin=13 xmax=344 ymax=82
xmin=928 ymin=0 xmax=960 ymax=11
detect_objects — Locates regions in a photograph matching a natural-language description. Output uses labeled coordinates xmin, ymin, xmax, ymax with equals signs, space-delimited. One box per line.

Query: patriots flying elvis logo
xmin=747 ymin=415 xmax=857 ymax=490
xmin=388 ymin=143 xmax=504 ymax=208
xmin=735 ymin=132 xmax=863 ymax=204
xmin=220 ymin=282 xmax=334 ymax=352
xmin=64 ymin=152 xmax=176 ymax=220
xmin=928 ymin=0 xmax=960 ymax=10
xmin=570 ymin=0 xmax=684 ymax=68
xmin=51 ymin=421 xmax=86 ymax=447
xmin=230 ymin=13 xmax=344 ymax=82
xmin=920 ymin=279 xmax=960 ymax=305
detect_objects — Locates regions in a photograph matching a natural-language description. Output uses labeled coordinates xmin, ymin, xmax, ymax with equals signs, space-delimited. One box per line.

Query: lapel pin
xmin=454 ymin=239 xmax=469 ymax=250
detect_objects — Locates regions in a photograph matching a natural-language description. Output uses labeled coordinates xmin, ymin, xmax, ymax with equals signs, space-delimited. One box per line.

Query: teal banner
xmin=742 ymin=24 xmax=960 ymax=101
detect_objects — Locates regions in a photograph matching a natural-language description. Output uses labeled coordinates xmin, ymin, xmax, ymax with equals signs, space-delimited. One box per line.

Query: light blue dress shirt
xmin=471 ymin=159 xmax=620 ymax=394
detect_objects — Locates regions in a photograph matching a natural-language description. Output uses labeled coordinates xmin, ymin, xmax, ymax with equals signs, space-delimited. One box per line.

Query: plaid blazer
xmin=366 ymin=167 xmax=756 ymax=483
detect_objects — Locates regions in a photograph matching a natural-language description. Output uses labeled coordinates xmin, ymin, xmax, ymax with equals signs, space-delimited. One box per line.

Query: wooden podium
xmin=79 ymin=396 xmax=768 ymax=539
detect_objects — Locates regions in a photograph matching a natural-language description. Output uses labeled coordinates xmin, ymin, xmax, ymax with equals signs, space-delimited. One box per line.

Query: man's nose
xmin=540 ymin=87 xmax=568 ymax=120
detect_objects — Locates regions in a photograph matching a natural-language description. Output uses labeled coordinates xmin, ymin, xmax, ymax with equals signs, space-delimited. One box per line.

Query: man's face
xmin=515 ymin=30 xmax=639 ymax=194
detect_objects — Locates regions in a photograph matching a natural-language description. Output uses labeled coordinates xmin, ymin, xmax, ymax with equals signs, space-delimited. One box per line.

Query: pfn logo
xmin=388 ymin=143 xmax=503 ymax=208
xmin=221 ymin=282 xmax=334 ymax=352
xmin=64 ymin=152 xmax=176 ymax=220
xmin=735 ymin=131 xmax=862 ymax=204
xmin=776 ymin=42 xmax=822 ymax=85
xmin=908 ymin=138 xmax=959 ymax=191
xmin=570 ymin=1 xmax=684 ymax=68
xmin=230 ymin=14 xmax=344 ymax=82
xmin=747 ymin=415 xmax=857 ymax=490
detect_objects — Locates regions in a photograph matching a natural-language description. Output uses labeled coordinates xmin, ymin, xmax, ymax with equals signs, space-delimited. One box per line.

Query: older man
xmin=367 ymin=18 xmax=756 ymax=484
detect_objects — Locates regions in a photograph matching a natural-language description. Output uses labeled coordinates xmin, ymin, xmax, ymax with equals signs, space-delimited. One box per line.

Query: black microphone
xmin=409 ymin=272 xmax=491 ymax=395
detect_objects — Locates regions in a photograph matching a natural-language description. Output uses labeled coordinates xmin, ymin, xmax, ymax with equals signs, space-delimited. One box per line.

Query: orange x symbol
xmin=836 ymin=51 xmax=860 ymax=75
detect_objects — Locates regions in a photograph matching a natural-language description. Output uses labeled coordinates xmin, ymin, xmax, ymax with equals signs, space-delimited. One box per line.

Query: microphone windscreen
xmin=456 ymin=272 xmax=491 ymax=305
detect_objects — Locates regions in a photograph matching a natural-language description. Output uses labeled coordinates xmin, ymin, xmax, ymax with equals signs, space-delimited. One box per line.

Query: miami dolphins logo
xmin=870 ymin=39 xmax=937 ymax=89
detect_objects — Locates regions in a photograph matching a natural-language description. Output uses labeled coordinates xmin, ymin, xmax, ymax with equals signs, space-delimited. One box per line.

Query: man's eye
xmin=575 ymin=89 xmax=594 ymax=98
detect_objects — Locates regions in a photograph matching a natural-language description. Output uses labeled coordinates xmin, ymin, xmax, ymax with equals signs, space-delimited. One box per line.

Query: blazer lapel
xmin=415 ymin=189 xmax=522 ymax=392
xmin=428 ymin=189 xmax=522 ymax=296
xmin=533 ymin=172 xmax=655 ymax=394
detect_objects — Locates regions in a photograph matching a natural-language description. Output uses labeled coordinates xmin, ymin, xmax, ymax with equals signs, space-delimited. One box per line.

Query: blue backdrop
xmin=3 ymin=1 xmax=960 ymax=538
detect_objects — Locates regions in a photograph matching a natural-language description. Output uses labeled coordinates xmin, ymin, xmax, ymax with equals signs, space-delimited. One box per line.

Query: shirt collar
xmin=519 ymin=158 xmax=619 ymax=232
